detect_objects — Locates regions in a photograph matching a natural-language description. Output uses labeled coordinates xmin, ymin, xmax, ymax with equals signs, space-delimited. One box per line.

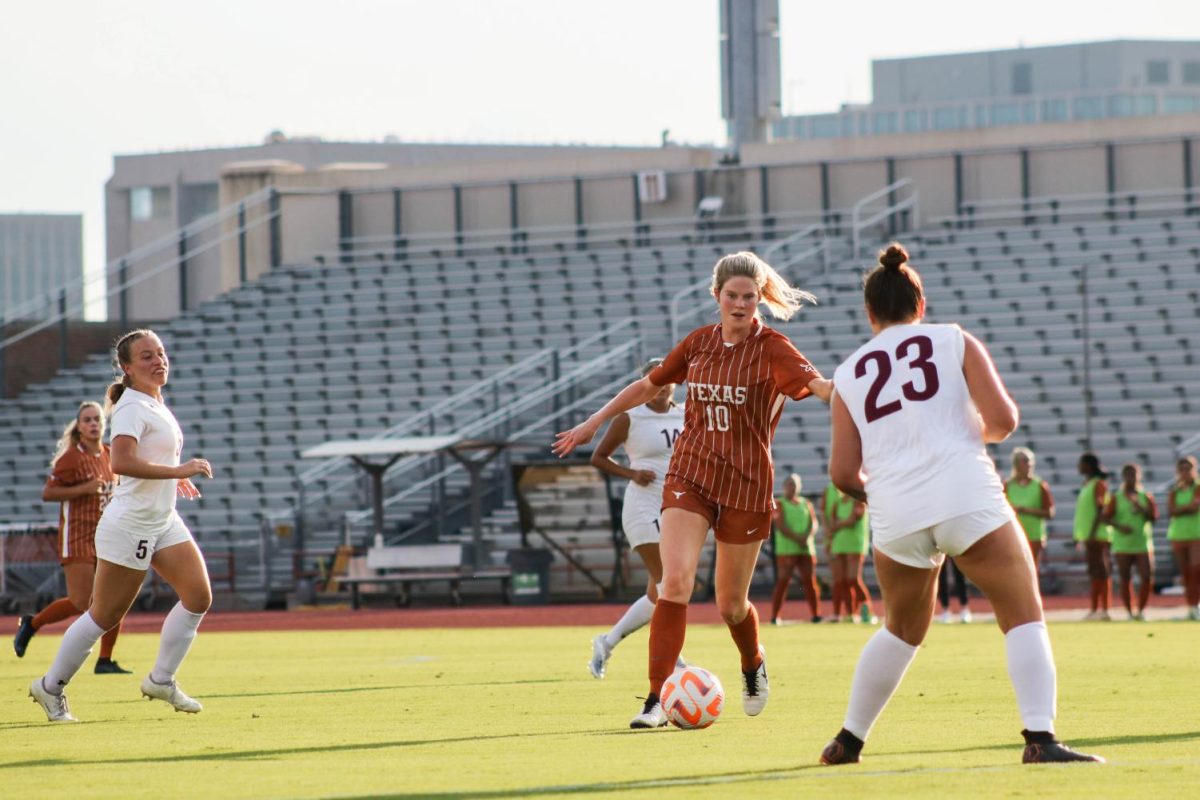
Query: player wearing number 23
xmin=818 ymin=243 xmax=1101 ymax=766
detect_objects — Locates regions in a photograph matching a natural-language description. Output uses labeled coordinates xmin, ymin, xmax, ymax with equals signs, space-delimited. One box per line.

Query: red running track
xmin=2 ymin=593 xmax=1187 ymax=634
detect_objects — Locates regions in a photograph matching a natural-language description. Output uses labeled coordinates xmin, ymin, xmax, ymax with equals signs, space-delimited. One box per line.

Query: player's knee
xmin=182 ymin=587 xmax=212 ymax=614
xmin=659 ymin=574 xmax=693 ymax=602
xmin=716 ymin=597 xmax=749 ymax=625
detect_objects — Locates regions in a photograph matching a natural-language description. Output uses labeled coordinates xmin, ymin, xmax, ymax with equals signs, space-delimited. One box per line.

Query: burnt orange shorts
xmin=661 ymin=479 xmax=773 ymax=545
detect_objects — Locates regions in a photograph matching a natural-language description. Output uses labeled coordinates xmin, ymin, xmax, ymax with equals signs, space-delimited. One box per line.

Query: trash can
xmin=506 ymin=548 xmax=553 ymax=605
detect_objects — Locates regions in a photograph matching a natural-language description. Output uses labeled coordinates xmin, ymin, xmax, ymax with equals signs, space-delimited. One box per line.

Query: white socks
xmin=149 ymin=602 xmax=206 ymax=685
xmin=604 ymin=595 xmax=656 ymax=649
xmin=1005 ymin=621 xmax=1057 ymax=733
xmin=843 ymin=627 xmax=920 ymax=741
xmin=42 ymin=611 xmax=108 ymax=694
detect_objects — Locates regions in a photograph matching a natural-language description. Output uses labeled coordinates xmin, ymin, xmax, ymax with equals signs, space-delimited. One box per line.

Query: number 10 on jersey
xmin=704 ymin=404 xmax=731 ymax=432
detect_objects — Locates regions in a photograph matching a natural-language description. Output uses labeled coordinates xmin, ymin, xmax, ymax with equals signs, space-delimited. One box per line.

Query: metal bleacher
xmin=3 ymin=187 xmax=1197 ymax=606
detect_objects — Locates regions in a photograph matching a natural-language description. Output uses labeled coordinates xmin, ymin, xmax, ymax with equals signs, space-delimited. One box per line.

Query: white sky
xmin=1 ymin=0 xmax=1198 ymax=317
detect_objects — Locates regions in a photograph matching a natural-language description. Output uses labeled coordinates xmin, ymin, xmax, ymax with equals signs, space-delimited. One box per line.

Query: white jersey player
xmin=586 ymin=359 xmax=684 ymax=679
xmin=818 ymin=244 xmax=1102 ymax=766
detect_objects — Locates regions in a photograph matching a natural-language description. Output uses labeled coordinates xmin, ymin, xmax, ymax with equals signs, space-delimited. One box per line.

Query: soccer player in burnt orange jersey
xmin=555 ymin=251 xmax=832 ymax=728
xmin=13 ymin=402 xmax=130 ymax=673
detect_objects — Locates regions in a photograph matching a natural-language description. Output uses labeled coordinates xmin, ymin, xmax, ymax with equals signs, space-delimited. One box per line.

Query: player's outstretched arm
xmin=828 ymin=391 xmax=866 ymax=502
xmin=553 ymin=376 xmax=660 ymax=458
xmin=962 ymin=331 xmax=1018 ymax=443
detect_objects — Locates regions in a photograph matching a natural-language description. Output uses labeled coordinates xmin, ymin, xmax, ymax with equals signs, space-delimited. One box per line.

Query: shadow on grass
xmin=0 ymin=727 xmax=621 ymax=770
xmin=878 ymin=729 xmax=1200 ymax=757
xmin=199 ymin=678 xmax=564 ymax=700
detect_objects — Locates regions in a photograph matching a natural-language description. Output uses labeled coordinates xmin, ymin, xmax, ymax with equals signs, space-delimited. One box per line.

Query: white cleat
xmin=960 ymin=608 xmax=973 ymax=624
xmin=29 ymin=678 xmax=78 ymax=723
xmin=629 ymin=696 xmax=668 ymax=729
xmin=141 ymin=676 xmax=202 ymax=713
xmin=741 ymin=645 xmax=769 ymax=716
xmin=588 ymin=635 xmax=611 ymax=679
xmin=940 ymin=610 xmax=953 ymax=624
xmin=675 ymin=655 xmax=688 ymax=670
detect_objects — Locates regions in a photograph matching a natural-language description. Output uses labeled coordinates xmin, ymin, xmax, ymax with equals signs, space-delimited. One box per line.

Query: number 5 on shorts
xmin=135 ymin=539 xmax=148 ymax=560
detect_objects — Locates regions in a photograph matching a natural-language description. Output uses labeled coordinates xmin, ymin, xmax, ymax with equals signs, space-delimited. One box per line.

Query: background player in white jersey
xmin=818 ymin=245 xmax=1102 ymax=765
xmin=587 ymin=359 xmax=685 ymax=678
xmin=28 ymin=329 xmax=214 ymax=723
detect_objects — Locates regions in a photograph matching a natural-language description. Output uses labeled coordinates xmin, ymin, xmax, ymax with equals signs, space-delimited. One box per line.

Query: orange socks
xmin=648 ymin=599 xmax=688 ymax=697
xmin=99 ymin=622 xmax=121 ymax=659
xmin=31 ymin=598 xmax=82 ymax=631
xmin=727 ymin=603 xmax=763 ymax=672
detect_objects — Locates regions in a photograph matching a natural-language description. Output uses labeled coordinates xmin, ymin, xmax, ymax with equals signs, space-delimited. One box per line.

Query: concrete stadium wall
xmin=105 ymin=114 xmax=1200 ymax=320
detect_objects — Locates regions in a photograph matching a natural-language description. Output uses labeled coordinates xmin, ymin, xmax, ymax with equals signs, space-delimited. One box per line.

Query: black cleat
xmin=94 ymin=657 xmax=133 ymax=675
xmin=1021 ymin=730 xmax=1105 ymax=764
xmin=13 ymin=615 xmax=35 ymax=657
xmin=820 ymin=728 xmax=864 ymax=765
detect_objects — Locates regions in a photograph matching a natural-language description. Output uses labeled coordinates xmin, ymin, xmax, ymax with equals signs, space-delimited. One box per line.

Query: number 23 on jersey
xmin=854 ymin=334 xmax=941 ymax=423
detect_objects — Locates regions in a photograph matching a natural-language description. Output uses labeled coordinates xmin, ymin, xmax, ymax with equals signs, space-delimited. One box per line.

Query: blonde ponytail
xmin=710 ymin=251 xmax=816 ymax=322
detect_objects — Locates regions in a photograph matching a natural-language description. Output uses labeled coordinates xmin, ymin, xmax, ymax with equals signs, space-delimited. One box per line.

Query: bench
xmin=340 ymin=543 xmax=512 ymax=608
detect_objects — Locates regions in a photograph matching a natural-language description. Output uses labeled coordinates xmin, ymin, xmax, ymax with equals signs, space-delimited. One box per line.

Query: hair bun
xmin=878 ymin=243 xmax=909 ymax=270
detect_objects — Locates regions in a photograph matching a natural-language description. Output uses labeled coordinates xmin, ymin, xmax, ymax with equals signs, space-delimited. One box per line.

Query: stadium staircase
xmin=4 ymin=186 xmax=1196 ymax=606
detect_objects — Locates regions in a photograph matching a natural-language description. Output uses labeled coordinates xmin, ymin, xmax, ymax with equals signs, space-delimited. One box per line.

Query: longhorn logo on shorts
xmin=672 ymin=491 xmax=686 ymax=499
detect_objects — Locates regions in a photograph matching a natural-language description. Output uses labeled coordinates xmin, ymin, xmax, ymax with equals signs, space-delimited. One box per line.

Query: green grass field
xmin=3 ymin=619 xmax=1198 ymax=799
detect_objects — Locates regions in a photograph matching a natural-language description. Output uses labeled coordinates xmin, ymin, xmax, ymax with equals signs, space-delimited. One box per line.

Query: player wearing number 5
xmin=587 ymin=358 xmax=684 ymax=679
xmin=818 ymin=244 xmax=1101 ymax=765
xmin=29 ymin=330 xmax=213 ymax=723
xmin=555 ymin=251 xmax=832 ymax=729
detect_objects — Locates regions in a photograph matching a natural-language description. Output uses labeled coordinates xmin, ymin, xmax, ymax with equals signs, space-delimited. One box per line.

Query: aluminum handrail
xmin=2 ymin=187 xmax=276 ymax=323
xmin=931 ymin=187 xmax=1200 ymax=228
xmin=667 ymin=223 xmax=827 ymax=344
xmin=1 ymin=206 xmax=279 ymax=352
xmin=851 ymin=179 xmax=917 ymax=258
xmin=350 ymin=371 xmax=634 ymax=539
xmin=286 ymin=316 xmax=645 ymax=520
xmin=670 ymin=239 xmax=831 ymax=338
xmin=344 ymin=340 xmax=640 ymax=523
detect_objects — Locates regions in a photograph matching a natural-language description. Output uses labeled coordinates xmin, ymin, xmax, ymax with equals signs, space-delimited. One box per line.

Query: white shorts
xmin=622 ymin=488 xmax=663 ymax=550
xmin=873 ymin=505 xmax=1017 ymax=570
xmin=95 ymin=510 xmax=195 ymax=571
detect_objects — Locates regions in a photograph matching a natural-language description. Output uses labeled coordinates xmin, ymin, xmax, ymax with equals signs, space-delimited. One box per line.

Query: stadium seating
xmin=2 ymin=206 xmax=1197 ymax=604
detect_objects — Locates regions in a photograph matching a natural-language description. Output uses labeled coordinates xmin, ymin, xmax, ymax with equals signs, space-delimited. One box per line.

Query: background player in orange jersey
xmin=13 ymin=402 xmax=130 ymax=673
xmin=555 ymin=251 xmax=832 ymax=729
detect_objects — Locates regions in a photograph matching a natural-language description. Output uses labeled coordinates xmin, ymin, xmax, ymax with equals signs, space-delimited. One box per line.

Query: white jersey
xmin=105 ymin=387 xmax=184 ymax=529
xmin=832 ymin=323 xmax=1007 ymax=541
xmin=621 ymin=403 xmax=685 ymax=499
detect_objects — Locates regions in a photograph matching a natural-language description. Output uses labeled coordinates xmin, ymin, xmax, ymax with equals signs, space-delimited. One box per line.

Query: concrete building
xmin=775 ymin=40 xmax=1200 ymax=140
xmin=103 ymin=136 xmax=674 ymax=322
xmin=0 ymin=214 xmax=83 ymax=321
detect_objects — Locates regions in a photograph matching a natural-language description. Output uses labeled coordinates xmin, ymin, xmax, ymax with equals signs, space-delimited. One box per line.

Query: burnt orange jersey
xmin=648 ymin=320 xmax=821 ymax=512
xmin=45 ymin=444 xmax=114 ymax=562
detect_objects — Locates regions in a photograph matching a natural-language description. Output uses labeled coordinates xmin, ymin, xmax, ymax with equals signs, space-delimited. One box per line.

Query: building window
xmin=990 ymin=102 xmax=1021 ymax=126
xmin=812 ymin=115 xmax=841 ymax=138
xmin=974 ymin=105 xmax=988 ymax=127
xmin=873 ymin=111 xmax=898 ymax=134
xmin=858 ymin=114 xmax=870 ymax=136
xmin=1147 ymin=60 xmax=1169 ymax=86
xmin=1184 ymin=61 xmax=1200 ymax=85
xmin=1022 ymin=101 xmax=1037 ymax=124
xmin=903 ymin=109 xmax=926 ymax=133
xmin=1072 ymin=96 xmax=1105 ymax=120
xmin=1108 ymin=94 xmax=1134 ymax=118
xmin=1012 ymin=62 xmax=1032 ymax=95
xmin=130 ymin=187 xmax=171 ymax=221
xmin=1042 ymin=98 xmax=1068 ymax=122
xmin=932 ymin=107 xmax=963 ymax=131
xmin=1164 ymin=95 xmax=1200 ymax=114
